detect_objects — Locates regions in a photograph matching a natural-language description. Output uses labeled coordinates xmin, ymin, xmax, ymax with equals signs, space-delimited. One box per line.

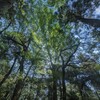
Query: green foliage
xmin=0 ymin=0 xmax=99 ymax=100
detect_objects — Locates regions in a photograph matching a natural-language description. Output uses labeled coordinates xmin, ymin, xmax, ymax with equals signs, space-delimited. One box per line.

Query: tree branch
xmin=64 ymin=43 xmax=80 ymax=68
xmin=0 ymin=22 xmax=11 ymax=35
xmin=0 ymin=57 xmax=17 ymax=87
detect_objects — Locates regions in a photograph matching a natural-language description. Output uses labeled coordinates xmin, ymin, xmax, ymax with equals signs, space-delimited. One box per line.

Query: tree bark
xmin=52 ymin=68 xmax=57 ymax=100
xmin=0 ymin=57 xmax=17 ymax=87
xmin=62 ymin=66 xmax=66 ymax=100
xmin=52 ymin=78 xmax=57 ymax=100
xmin=11 ymin=79 xmax=24 ymax=100
xmin=11 ymin=57 xmax=25 ymax=100
xmin=48 ymin=84 xmax=53 ymax=100
xmin=59 ymin=80 xmax=63 ymax=100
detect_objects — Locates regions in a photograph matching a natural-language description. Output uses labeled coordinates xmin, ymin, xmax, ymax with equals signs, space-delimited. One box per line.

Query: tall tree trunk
xmin=52 ymin=69 xmax=57 ymax=100
xmin=11 ymin=56 xmax=25 ymax=100
xmin=48 ymin=84 xmax=53 ymax=100
xmin=77 ymin=83 xmax=84 ymax=100
xmin=62 ymin=66 xmax=66 ymax=100
xmin=11 ymin=79 xmax=24 ymax=100
xmin=59 ymin=80 xmax=63 ymax=100
xmin=52 ymin=78 xmax=57 ymax=100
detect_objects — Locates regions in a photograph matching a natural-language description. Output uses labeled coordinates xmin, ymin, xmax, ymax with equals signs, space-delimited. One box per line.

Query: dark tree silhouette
xmin=75 ymin=15 xmax=100 ymax=28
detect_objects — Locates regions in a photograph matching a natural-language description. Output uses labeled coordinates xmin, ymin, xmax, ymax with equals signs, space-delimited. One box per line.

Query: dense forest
xmin=0 ymin=0 xmax=100 ymax=100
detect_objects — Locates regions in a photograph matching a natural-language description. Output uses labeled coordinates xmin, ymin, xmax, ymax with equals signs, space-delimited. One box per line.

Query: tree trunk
xmin=11 ymin=57 xmax=24 ymax=100
xmin=62 ymin=66 xmax=66 ymax=100
xmin=77 ymin=83 xmax=84 ymax=100
xmin=59 ymin=80 xmax=63 ymax=100
xmin=52 ymin=69 xmax=57 ymax=100
xmin=52 ymin=79 xmax=57 ymax=100
xmin=48 ymin=84 xmax=53 ymax=100
xmin=11 ymin=79 xmax=24 ymax=100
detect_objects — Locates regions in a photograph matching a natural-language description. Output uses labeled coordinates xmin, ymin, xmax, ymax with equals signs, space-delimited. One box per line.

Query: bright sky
xmin=95 ymin=6 xmax=100 ymax=15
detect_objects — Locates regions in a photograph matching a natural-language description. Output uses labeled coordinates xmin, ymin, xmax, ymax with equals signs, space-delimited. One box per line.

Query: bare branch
xmin=0 ymin=22 xmax=11 ymax=35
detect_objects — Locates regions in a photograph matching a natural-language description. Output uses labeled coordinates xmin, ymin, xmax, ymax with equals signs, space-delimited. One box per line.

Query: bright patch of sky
xmin=95 ymin=6 xmax=100 ymax=15
xmin=93 ymin=6 xmax=100 ymax=18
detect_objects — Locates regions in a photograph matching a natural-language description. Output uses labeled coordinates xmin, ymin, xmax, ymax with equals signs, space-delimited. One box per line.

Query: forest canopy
xmin=0 ymin=0 xmax=100 ymax=100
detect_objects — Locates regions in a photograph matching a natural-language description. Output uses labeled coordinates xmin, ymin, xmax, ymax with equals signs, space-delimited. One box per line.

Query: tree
xmin=0 ymin=0 xmax=100 ymax=100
